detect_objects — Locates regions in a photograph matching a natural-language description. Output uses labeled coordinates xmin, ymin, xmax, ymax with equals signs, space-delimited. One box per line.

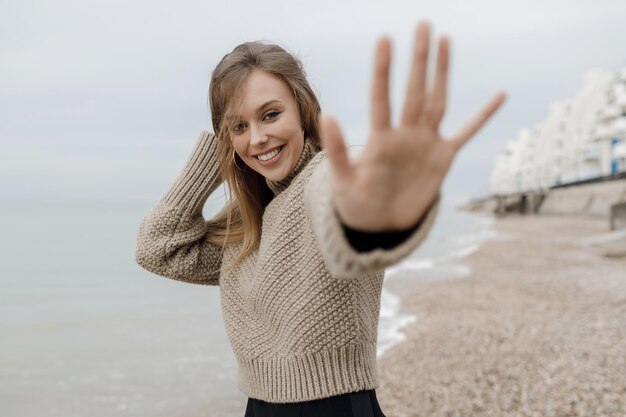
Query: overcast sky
xmin=2 ymin=0 xmax=625 ymax=205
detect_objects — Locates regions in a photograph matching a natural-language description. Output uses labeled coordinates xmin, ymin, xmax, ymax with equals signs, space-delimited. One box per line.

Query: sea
xmin=0 ymin=196 xmax=497 ymax=417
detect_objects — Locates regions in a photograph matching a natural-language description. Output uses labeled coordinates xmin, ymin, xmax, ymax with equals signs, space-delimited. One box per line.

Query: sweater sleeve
xmin=341 ymin=216 xmax=425 ymax=252
xmin=135 ymin=130 xmax=225 ymax=286
xmin=303 ymin=154 xmax=440 ymax=280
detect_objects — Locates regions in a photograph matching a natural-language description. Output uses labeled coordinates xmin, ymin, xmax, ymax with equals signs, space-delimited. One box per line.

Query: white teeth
xmin=257 ymin=146 xmax=282 ymax=161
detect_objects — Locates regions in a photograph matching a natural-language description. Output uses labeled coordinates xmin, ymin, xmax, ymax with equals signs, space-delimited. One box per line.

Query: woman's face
xmin=227 ymin=69 xmax=305 ymax=182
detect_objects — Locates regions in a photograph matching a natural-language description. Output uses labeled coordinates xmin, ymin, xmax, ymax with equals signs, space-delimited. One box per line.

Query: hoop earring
xmin=232 ymin=149 xmax=245 ymax=171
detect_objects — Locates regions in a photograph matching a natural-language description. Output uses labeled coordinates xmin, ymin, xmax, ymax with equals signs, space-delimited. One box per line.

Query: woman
xmin=135 ymin=21 xmax=505 ymax=417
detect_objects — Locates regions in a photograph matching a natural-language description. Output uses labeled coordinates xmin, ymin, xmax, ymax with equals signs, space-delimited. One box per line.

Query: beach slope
xmin=378 ymin=215 xmax=626 ymax=417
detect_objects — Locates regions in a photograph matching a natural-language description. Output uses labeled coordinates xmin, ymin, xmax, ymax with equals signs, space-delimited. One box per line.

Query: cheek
xmin=232 ymin=136 xmax=249 ymax=155
xmin=282 ymin=119 xmax=304 ymax=138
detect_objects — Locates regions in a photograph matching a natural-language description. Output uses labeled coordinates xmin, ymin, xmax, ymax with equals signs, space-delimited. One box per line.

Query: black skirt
xmin=244 ymin=389 xmax=387 ymax=417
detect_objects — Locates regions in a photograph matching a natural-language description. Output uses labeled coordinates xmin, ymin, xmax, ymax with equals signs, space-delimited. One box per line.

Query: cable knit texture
xmin=135 ymin=130 xmax=440 ymax=403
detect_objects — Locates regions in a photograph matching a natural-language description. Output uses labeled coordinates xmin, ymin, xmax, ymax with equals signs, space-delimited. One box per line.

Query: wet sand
xmin=377 ymin=214 xmax=626 ymax=417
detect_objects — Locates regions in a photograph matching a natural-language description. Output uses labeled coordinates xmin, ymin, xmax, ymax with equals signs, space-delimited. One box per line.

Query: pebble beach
xmin=377 ymin=214 xmax=626 ymax=417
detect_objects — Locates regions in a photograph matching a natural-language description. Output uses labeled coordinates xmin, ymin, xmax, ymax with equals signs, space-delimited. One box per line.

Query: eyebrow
xmin=225 ymin=99 xmax=282 ymax=122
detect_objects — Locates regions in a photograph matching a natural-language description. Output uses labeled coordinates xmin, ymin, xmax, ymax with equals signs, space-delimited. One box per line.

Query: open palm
xmin=319 ymin=22 xmax=507 ymax=232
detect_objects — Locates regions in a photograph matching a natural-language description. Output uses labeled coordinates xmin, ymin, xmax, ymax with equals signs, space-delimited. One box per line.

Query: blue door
xmin=611 ymin=138 xmax=620 ymax=174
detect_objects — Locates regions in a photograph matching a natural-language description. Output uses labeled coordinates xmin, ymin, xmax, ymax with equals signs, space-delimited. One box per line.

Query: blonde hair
xmin=206 ymin=41 xmax=322 ymax=270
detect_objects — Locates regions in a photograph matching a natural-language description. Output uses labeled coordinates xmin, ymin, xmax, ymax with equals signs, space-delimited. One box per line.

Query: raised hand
xmin=319 ymin=21 xmax=507 ymax=232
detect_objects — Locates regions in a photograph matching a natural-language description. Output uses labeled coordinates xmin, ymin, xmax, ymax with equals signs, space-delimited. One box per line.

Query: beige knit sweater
xmin=135 ymin=130 xmax=440 ymax=403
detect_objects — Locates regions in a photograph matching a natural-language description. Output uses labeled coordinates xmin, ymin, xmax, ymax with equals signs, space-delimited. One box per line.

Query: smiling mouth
xmin=256 ymin=146 xmax=284 ymax=161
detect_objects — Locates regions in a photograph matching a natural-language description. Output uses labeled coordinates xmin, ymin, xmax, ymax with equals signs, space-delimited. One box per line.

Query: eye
xmin=263 ymin=111 xmax=280 ymax=121
xmin=231 ymin=121 xmax=246 ymax=133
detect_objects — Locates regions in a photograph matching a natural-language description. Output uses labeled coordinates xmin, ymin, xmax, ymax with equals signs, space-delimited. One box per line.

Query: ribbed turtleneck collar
xmin=266 ymin=139 xmax=320 ymax=195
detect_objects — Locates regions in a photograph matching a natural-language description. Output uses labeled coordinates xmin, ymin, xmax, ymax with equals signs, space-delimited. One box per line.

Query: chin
xmin=263 ymin=170 xmax=288 ymax=182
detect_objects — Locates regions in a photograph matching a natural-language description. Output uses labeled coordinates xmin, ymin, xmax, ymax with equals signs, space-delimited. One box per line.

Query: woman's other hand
xmin=320 ymin=21 xmax=506 ymax=232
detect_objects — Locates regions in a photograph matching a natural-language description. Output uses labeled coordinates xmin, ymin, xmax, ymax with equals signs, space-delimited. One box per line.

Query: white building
xmin=591 ymin=68 xmax=626 ymax=175
xmin=534 ymin=101 xmax=570 ymax=188
xmin=490 ymin=67 xmax=625 ymax=196
xmin=490 ymin=140 xmax=518 ymax=195
xmin=563 ymin=69 xmax=616 ymax=182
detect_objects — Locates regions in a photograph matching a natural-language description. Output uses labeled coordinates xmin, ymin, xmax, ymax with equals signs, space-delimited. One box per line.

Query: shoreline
xmin=378 ymin=210 xmax=495 ymax=358
xmin=377 ymin=214 xmax=626 ymax=417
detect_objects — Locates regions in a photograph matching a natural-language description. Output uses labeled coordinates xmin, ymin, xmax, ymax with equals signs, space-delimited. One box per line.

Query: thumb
xmin=319 ymin=112 xmax=352 ymax=180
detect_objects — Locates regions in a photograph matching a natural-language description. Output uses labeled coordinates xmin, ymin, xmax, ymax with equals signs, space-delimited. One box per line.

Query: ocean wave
xmin=377 ymin=288 xmax=417 ymax=358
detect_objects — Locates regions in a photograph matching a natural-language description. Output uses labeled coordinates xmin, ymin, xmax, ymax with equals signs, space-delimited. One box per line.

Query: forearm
xmin=341 ymin=216 xmax=424 ymax=253
xmin=159 ymin=130 xmax=225 ymax=216
xmin=135 ymin=130 xmax=225 ymax=285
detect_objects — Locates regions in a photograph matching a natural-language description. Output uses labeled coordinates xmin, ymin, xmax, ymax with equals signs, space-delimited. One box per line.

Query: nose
xmin=249 ymin=123 xmax=268 ymax=148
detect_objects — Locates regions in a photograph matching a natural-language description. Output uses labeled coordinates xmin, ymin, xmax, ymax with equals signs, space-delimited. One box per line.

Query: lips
xmin=254 ymin=145 xmax=283 ymax=158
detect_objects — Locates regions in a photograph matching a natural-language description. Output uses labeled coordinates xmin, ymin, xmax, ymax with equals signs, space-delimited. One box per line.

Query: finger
xmin=319 ymin=113 xmax=353 ymax=180
xmin=424 ymin=36 xmax=449 ymax=129
xmin=449 ymin=91 xmax=507 ymax=151
xmin=400 ymin=21 xmax=430 ymax=126
xmin=371 ymin=36 xmax=392 ymax=132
